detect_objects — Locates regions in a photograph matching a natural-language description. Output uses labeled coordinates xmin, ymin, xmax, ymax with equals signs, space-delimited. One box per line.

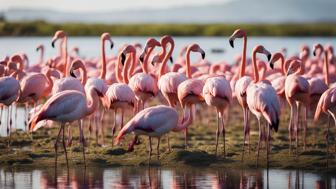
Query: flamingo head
xmin=160 ymin=35 xmax=174 ymax=48
xmin=36 ymin=44 xmax=44 ymax=52
xmin=229 ymin=29 xmax=247 ymax=48
xmin=286 ymin=59 xmax=302 ymax=76
xmin=121 ymin=45 xmax=136 ymax=65
xmin=188 ymin=43 xmax=205 ymax=60
xmin=313 ymin=43 xmax=323 ymax=57
xmin=269 ymin=52 xmax=284 ymax=69
xmin=51 ymin=30 xmax=66 ymax=48
xmin=253 ymin=45 xmax=271 ymax=61
xmin=101 ymin=32 xmax=114 ymax=49
xmin=69 ymin=59 xmax=85 ymax=78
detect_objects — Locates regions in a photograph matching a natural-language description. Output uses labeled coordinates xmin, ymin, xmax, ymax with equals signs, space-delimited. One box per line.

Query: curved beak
xmin=139 ymin=53 xmax=145 ymax=63
xmin=51 ymin=41 xmax=55 ymax=48
xmin=109 ymin=39 xmax=114 ymax=49
xmin=267 ymin=53 xmax=272 ymax=61
xmin=169 ymin=56 xmax=173 ymax=63
xmin=313 ymin=49 xmax=317 ymax=56
xmin=95 ymin=89 xmax=104 ymax=97
xmin=229 ymin=39 xmax=234 ymax=48
xmin=270 ymin=62 xmax=274 ymax=69
xmin=70 ymin=69 xmax=76 ymax=78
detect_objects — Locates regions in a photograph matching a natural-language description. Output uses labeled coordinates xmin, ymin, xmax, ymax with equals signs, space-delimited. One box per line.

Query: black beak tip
xmin=139 ymin=55 xmax=144 ymax=63
xmin=201 ymin=53 xmax=206 ymax=60
xmin=270 ymin=63 xmax=274 ymax=69
xmin=229 ymin=40 xmax=234 ymax=48
xmin=110 ymin=43 xmax=114 ymax=49
xmin=51 ymin=42 xmax=55 ymax=48
xmin=267 ymin=54 xmax=271 ymax=61
xmin=36 ymin=48 xmax=39 ymax=52
xmin=121 ymin=53 xmax=126 ymax=65
xmin=70 ymin=70 xmax=76 ymax=78
xmin=313 ymin=51 xmax=316 ymax=56
xmin=169 ymin=56 xmax=173 ymax=63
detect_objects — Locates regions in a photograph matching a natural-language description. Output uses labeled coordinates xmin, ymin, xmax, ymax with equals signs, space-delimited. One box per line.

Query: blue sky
xmin=0 ymin=0 xmax=232 ymax=12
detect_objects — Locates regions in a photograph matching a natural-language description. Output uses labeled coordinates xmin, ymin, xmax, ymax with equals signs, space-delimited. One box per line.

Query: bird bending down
xmin=115 ymin=105 xmax=192 ymax=160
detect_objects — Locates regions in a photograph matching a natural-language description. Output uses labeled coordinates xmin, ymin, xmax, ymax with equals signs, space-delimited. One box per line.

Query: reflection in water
xmin=0 ymin=167 xmax=335 ymax=189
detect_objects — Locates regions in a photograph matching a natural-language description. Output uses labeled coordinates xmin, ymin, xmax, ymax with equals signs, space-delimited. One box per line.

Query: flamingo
xmin=246 ymin=45 xmax=280 ymax=165
xmin=177 ymin=43 xmax=205 ymax=148
xmin=29 ymin=86 xmax=104 ymax=166
xmin=106 ymin=45 xmax=136 ymax=145
xmin=0 ymin=64 xmax=21 ymax=144
xmin=202 ymin=76 xmax=232 ymax=155
xmin=283 ymin=58 xmax=310 ymax=154
xmin=115 ymin=105 xmax=193 ymax=159
xmin=85 ymin=33 xmax=113 ymax=144
xmin=129 ymin=38 xmax=160 ymax=111
xmin=229 ymin=29 xmax=255 ymax=159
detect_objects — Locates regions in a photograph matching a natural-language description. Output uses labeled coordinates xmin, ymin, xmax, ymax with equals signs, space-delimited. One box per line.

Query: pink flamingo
xmin=29 ymin=86 xmax=104 ymax=166
xmin=115 ymin=105 xmax=193 ymax=159
xmin=106 ymin=45 xmax=136 ymax=144
xmin=229 ymin=29 xmax=253 ymax=157
xmin=0 ymin=64 xmax=20 ymax=143
xmin=246 ymin=45 xmax=280 ymax=165
xmin=202 ymin=76 xmax=232 ymax=155
xmin=85 ymin=33 xmax=113 ymax=144
xmin=177 ymin=43 xmax=205 ymax=148
xmin=129 ymin=38 xmax=160 ymax=111
xmin=284 ymin=58 xmax=310 ymax=154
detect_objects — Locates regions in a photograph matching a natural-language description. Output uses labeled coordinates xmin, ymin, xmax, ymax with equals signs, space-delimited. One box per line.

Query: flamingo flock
xmin=0 ymin=29 xmax=334 ymax=167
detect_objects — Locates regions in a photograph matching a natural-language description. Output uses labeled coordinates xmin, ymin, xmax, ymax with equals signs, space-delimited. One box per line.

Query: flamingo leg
xmin=78 ymin=120 xmax=86 ymax=165
xmin=167 ymin=134 xmax=171 ymax=152
xmin=303 ymin=106 xmax=308 ymax=151
xmin=157 ymin=137 xmax=160 ymax=160
xmin=100 ymin=109 xmax=105 ymax=145
xmin=267 ymin=123 xmax=270 ymax=168
xmin=112 ymin=109 xmax=117 ymax=146
xmin=295 ymin=103 xmax=299 ymax=156
xmin=148 ymin=136 xmax=152 ymax=160
xmin=242 ymin=107 xmax=247 ymax=161
xmin=215 ymin=110 xmax=220 ymax=155
xmin=54 ymin=125 xmax=63 ymax=165
xmin=67 ymin=124 xmax=73 ymax=147
xmin=61 ymin=123 xmax=69 ymax=168
xmin=247 ymin=109 xmax=251 ymax=153
xmin=256 ymin=118 xmax=262 ymax=167
xmin=128 ymin=135 xmax=138 ymax=152
xmin=221 ymin=110 xmax=226 ymax=157
xmin=288 ymin=106 xmax=294 ymax=154
xmin=6 ymin=106 xmax=10 ymax=146
xmin=121 ymin=109 xmax=124 ymax=129
xmin=326 ymin=114 xmax=331 ymax=168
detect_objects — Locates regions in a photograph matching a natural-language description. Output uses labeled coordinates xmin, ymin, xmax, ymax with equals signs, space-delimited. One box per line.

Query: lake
xmin=0 ymin=166 xmax=335 ymax=189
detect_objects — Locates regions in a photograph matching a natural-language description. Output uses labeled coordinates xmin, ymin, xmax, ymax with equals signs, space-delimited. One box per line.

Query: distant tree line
xmin=0 ymin=21 xmax=335 ymax=36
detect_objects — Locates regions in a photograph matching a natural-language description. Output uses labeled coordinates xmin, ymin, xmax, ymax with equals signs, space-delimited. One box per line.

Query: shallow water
xmin=0 ymin=166 xmax=335 ymax=189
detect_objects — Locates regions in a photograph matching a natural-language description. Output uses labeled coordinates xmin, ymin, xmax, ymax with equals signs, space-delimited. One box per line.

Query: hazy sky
xmin=0 ymin=0 xmax=232 ymax=12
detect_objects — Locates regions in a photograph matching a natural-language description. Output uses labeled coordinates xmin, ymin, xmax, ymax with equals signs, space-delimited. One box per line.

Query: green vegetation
xmin=0 ymin=21 xmax=335 ymax=36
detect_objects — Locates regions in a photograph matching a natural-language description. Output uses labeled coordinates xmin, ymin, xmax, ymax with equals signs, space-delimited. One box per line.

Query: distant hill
xmin=3 ymin=0 xmax=336 ymax=23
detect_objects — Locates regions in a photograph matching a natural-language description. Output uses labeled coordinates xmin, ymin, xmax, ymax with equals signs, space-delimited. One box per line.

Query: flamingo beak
xmin=267 ymin=54 xmax=271 ymax=61
xmin=313 ymin=49 xmax=316 ymax=56
xmin=270 ymin=62 xmax=274 ymax=69
xmin=121 ymin=53 xmax=126 ymax=65
xmin=51 ymin=41 xmax=55 ymax=48
xmin=110 ymin=40 xmax=114 ymax=49
xmin=229 ymin=39 xmax=234 ymax=48
xmin=70 ymin=69 xmax=76 ymax=78
xmin=139 ymin=53 xmax=144 ymax=63
xmin=95 ymin=89 xmax=104 ymax=97
xmin=169 ymin=56 xmax=173 ymax=63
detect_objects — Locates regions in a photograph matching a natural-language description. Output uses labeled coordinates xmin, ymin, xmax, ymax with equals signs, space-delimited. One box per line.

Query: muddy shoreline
xmin=0 ymin=106 xmax=335 ymax=174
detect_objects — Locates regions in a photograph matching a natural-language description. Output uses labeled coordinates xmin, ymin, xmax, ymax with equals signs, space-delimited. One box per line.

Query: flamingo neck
xmin=128 ymin=52 xmax=137 ymax=80
xmin=239 ymin=36 xmax=247 ymax=78
xmin=45 ymin=70 xmax=54 ymax=94
xmin=252 ymin=50 xmax=260 ymax=83
xmin=160 ymin=42 xmax=174 ymax=78
xmin=185 ymin=49 xmax=192 ymax=79
xmin=123 ymin=54 xmax=132 ymax=84
xmin=63 ymin=37 xmax=69 ymax=77
xmin=100 ymin=38 xmax=107 ymax=80
xmin=86 ymin=88 xmax=99 ymax=116
xmin=172 ymin=107 xmax=193 ymax=132
xmin=324 ymin=51 xmax=330 ymax=86
xmin=143 ymin=47 xmax=154 ymax=74
xmin=279 ymin=54 xmax=285 ymax=75
xmin=79 ymin=64 xmax=88 ymax=86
